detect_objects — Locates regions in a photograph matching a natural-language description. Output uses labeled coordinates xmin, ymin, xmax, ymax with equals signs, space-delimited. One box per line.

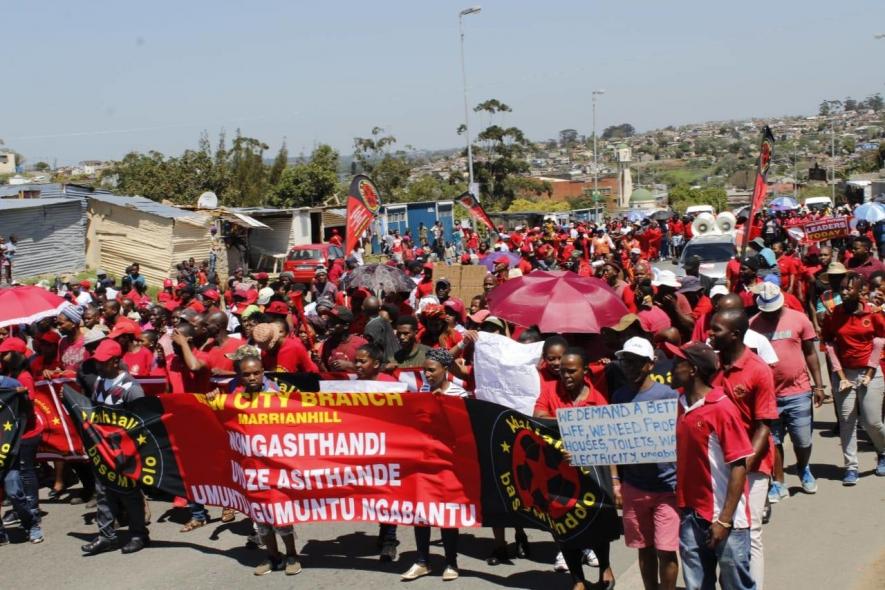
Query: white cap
xmin=710 ymin=284 xmax=729 ymax=298
xmin=630 ymin=247 xmax=641 ymax=255
xmin=257 ymin=287 xmax=275 ymax=306
xmin=615 ymin=336 xmax=656 ymax=361
xmin=652 ymin=269 xmax=681 ymax=289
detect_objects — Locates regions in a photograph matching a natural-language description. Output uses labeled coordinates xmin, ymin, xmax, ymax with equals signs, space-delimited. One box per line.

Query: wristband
xmin=714 ymin=519 xmax=732 ymax=529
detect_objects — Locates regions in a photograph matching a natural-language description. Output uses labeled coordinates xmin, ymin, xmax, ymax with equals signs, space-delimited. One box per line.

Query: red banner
xmin=456 ymin=191 xmax=496 ymax=232
xmin=741 ymin=126 xmax=775 ymax=253
xmin=35 ymin=379 xmax=85 ymax=459
xmin=803 ymin=216 xmax=850 ymax=242
xmin=62 ymin=384 xmax=619 ymax=547
xmin=345 ymin=175 xmax=382 ymax=256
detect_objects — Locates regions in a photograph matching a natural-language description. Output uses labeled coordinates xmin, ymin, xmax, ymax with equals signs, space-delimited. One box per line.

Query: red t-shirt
xmin=822 ymin=303 xmax=885 ymax=369
xmin=123 ymin=347 xmax=155 ymax=377
xmin=711 ymin=348 xmax=777 ymax=475
xmin=57 ymin=334 xmax=89 ymax=373
xmin=263 ymin=336 xmax=318 ymax=373
xmin=415 ymin=279 xmax=434 ymax=299
xmin=197 ymin=338 xmax=243 ymax=374
xmin=533 ymin=376 xmax=607 ymax=416
xmin=749 ymin=308 xmax=816 ymax=397
xmin=165 ymin=353 xmax=211 ymax=393
xmin=676 ymin=388 xmax=753 ymax=527
xmin=691 ymin=295 xmax=714 ymax=320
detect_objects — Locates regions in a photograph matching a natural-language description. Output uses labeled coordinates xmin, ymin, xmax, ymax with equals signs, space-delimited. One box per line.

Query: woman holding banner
xmin=401 ymin=349 xmax=465 ymax=581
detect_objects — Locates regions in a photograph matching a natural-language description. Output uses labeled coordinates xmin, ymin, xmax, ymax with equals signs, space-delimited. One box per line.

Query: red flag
xmin=456 ymin=191 xmax=496 ymax=232
xmin=35 ymin=379 xmax=85 ymax=459
xmin=345 ymin=175 xmax=382 ymax=256
xmin=741 ymin=126 xmax=775 ymax=253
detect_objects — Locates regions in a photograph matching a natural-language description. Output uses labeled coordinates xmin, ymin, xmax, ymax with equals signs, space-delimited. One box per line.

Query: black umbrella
xmin=341 ymin=263 xmax=415 ymax=294
xmin=649 ymin=209 xmax=672 ymax=221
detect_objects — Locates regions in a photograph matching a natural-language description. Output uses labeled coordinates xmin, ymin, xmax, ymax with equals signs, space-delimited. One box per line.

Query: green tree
xmin=667 ymin=184 xmax=727 ymax=213
xmin=33 ymin=161 xmax=50 ymax=172
xmin=268 ymin=140 xmax=288 ymax=187
xmin=506 ymin=198 xmax=569 ymax=213
xmin=269 ymin=144 xmax=339 ymax=208
xmin=398 ymin=174 xmax=463 ymax=203
xmin=224 ymin=130 xmax=269 ymax=207
xmin=602 ymin=123 xmax=636 ymax=140
xmin=352 ymin=127 xmax=412 ymax=201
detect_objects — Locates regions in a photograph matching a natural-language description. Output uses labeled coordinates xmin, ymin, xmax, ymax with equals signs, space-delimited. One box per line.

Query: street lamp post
xmin=459 ymin=6 xmax=481 ymax=197
xmin=592 ymin=89 xmax=605 ymax=221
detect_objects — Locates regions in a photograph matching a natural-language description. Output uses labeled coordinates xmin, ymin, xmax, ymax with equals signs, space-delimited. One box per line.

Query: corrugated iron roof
xmin=88 ymin=193 xmax=207 ymax=221
xmin=0 ymin=183 xmax=110 ymax=199
xmin=0 ymin=197 xmax=77 ymax=211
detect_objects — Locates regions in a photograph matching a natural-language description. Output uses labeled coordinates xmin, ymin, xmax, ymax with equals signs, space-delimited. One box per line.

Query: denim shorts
xmin=771 ymin=391 xmax=813 ymax=448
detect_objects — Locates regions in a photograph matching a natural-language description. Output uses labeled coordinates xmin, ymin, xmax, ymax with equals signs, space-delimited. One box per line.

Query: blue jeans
xmin=771 ymin=392 xmax=813 ymax=448
xmin=190 ymin=502 xmax=209 ymax=522
xmin=3 ymin=436 xmax=41 ymax=531
xmin=680 ymin=510 xmax=755 ymax=590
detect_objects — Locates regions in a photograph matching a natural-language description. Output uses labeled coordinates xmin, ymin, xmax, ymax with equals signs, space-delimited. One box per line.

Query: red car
xmin=283 ymin=244 xmax=344 ymax=283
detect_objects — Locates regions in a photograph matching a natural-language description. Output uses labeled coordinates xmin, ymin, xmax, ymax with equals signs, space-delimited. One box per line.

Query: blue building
xmin=374 ymin=200 xmax=455 ymax=251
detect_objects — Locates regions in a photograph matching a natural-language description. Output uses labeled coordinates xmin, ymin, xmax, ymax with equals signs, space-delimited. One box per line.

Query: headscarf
xmin=421 ymin=303 xmax=447 ymax=319
xmin=426 ymin=348 xmax=454 ymax=369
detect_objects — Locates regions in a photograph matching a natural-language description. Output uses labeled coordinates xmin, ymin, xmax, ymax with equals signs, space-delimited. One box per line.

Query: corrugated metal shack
xmin=232 ymin=206 xmax=324 ymax=267
xmin=0 ymin=198 xmax=87 ymax=279
xmin=85 ymin=194 xmax=217 ymax=287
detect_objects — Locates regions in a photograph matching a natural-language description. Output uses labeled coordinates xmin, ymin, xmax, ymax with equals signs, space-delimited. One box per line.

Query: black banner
xmin=0 ymin=388 xmax=24 ymax=475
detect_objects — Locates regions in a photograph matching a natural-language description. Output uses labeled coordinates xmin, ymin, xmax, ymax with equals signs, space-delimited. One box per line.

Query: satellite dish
xmin=197 ymin=191 xmax=218 ymax=209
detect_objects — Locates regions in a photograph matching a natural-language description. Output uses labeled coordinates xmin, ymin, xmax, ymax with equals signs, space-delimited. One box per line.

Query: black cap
xmin=739 ymin=255 xmax=760 ymax=271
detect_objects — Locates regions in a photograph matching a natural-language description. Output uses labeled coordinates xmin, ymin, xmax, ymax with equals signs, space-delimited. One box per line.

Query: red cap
xmin=79 ymin=280 xmax=92 ymax=289
xmin=201 ymin=289 xmax=220 ymax=301
xmin=92 ymin=339 xmax=123 ymax=362
xmin=38 ymin=330 xmax=61 ymax=344
xmin=494 ymin=256 xmax=510 ymax=265
xmin=0 ymin=337 xmax=28 ymax=354
xmin=251 ymin=272 xmax=269 ymax=281
xmin=265 ymin=301 xmax=289 ymax=315
xmin=163 ymin=279 xmax=174 ymax=288
xmin=163 ymin=300 xmax=180 ymax=312
xmin=422 ymin=262 xmax=434 ymax=270
xmin=108 ymin=319 xmax=142 ymax=339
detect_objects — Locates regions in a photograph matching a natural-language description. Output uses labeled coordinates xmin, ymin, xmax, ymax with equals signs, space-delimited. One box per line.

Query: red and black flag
xmin=345 ymin=175 xmax=382 ymax=257
xmin=456 ymin=191 xmax=496 ymax=232
xmin=0 ymin=387 xmax=25 ymax=476
xmin=741 ymin=125 xmax=775 ymax=253
xmin=62 ymin=380 xmax=618 ymax=548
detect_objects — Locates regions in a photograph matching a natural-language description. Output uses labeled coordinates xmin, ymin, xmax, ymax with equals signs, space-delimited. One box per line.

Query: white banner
xmin=320 ymin=380 xmax=408 ymax=393
xmin=556 ymin=399 xmax=678 ymax=466
xmin=473 ymin=332 xmax=543 ymax=415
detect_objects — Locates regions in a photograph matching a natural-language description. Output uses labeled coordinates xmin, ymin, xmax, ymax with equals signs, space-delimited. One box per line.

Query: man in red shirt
xmin=185 ymin=311 xmax=243 ymax=375
xmin=772 ymin=242 xmax=800 ymax=297
xmin=167 ymin=323 xmax=211 ymax=394
xmin=749 ymin=283 xmax=824 ymax=498
xmin=415 ymin=263 xmax=435 ymax=299
xmin=846 ymin=235 xmax=885 ymax=279
xmin=710 ymin=309 xmax=777 ymax=590
xmin=668 ymin=341 xmax=755 ymax=590
xmin=732 ymin=255 xmax=762 ymax=310
xmin=320 ymin=307 xmax=368 ymax=372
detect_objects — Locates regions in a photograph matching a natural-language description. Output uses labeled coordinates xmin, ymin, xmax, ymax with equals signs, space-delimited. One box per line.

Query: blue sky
xmin=4 ymin=0 xmax=884 ymax=164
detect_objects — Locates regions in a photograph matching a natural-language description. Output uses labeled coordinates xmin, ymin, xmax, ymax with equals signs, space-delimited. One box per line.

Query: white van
xmin=804 ymin=196 xmax=832 ymax=210
xmin=685 ymin=205 xmax=716 ymax=216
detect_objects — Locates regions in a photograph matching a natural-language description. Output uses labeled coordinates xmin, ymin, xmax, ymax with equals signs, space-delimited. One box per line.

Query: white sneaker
xmin=442 ymin=566 xmax=459 ymax=581
xmin=401 ymin=563 xmax=431 ymax=580
xmin=582 ymin=548 xmax=599 ymax=567
xmin=554 ymin=551 xmax=569 ymax=572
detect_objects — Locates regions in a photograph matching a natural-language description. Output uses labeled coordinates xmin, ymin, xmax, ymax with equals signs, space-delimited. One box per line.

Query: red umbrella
xmin=486 ymin=271 xmax=629 ymax=333
xmin=0 ymin=285 xmax=69 ymax=328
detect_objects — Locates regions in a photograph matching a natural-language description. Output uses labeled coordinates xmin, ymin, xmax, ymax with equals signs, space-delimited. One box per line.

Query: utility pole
xmin=592 ymin=90 xmax=605 ymax=221
xmin=459 ymin=6 xmax=482 ymax=197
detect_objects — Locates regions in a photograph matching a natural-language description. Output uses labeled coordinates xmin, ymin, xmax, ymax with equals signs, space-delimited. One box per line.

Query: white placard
xmin=319 ymin=380 xmax=408 ymax=393
xmin=556 ymin=399 xmax=677 ymax=466
xmin=473 ymin=332 xmax=543 ymax=415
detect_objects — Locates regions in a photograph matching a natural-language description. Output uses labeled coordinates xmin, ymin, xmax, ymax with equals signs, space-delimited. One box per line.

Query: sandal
xmin=180 ymin=519 xmax=206 ymax=532
xmin=221 ymin=508 xmax=236 ymax=523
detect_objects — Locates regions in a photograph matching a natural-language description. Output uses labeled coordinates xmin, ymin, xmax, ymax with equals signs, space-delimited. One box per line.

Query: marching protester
xmin=77 ymin=339 xmax=149 ymax=555
xmin=1 ymin=200 xmax=883 ymax=590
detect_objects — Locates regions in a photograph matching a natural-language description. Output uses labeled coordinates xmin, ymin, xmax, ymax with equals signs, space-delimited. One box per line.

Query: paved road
xmin=2 ymin=404 xmax=883 ymax=590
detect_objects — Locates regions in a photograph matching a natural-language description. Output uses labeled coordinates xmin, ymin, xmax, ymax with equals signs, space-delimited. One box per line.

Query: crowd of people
xmin=0 ymin=202 xmax=884 ymax=590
